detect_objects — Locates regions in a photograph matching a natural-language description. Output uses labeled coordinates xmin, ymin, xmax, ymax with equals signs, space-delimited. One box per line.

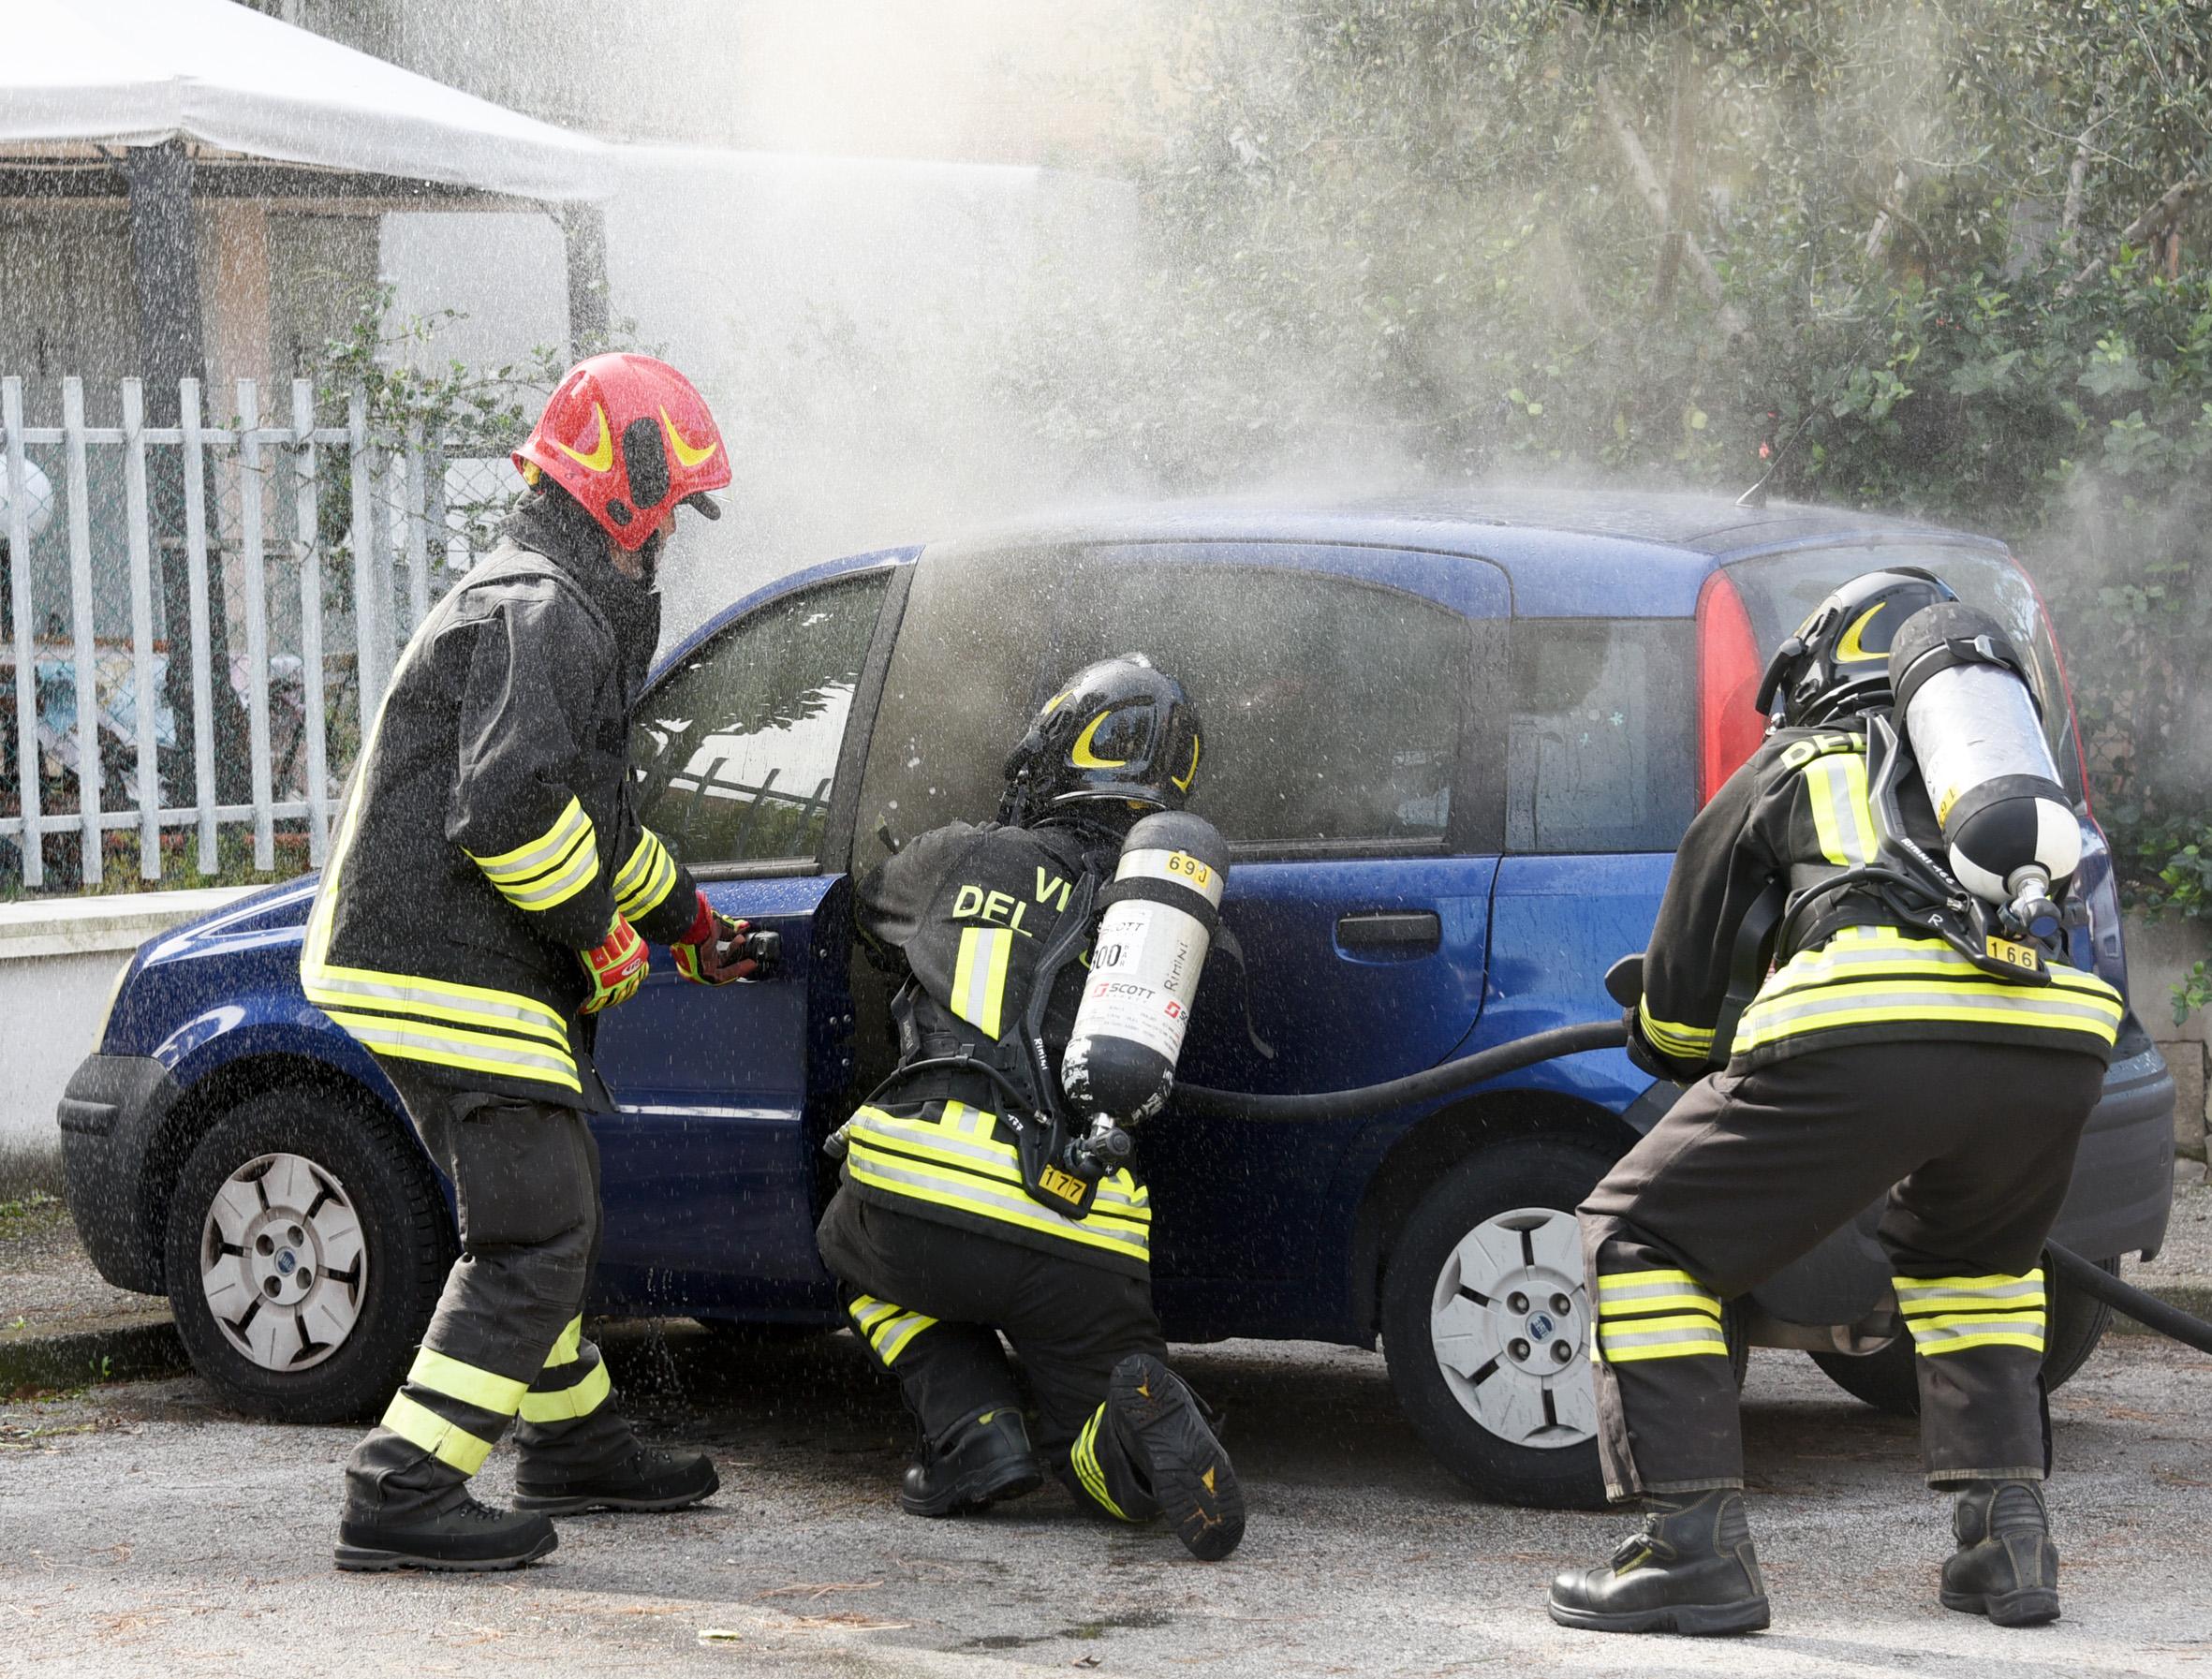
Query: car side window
xmin=852 ymin=546 xmax=1478 ymax=870
xmin=1508 ymin=619 xmax=1696 ymax=853
xmin=629 ymin=570 xmax=891 ymax=871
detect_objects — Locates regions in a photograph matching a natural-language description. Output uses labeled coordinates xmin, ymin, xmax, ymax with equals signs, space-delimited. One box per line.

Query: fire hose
xmin=1176 ymin=1016 xmax=2212 ymax=1356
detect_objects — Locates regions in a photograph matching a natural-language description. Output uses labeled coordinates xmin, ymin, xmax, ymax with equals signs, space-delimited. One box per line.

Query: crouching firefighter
xmin=1548 ymin=568 xmax=2123 ymax=1636
xmin=816 ymin=655 xmax=1246 ymax=1560
xmin=305 ymin=355 xmax=761 ymax=1572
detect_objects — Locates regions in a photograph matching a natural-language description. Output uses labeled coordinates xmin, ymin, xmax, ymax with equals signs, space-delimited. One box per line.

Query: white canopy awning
xmin=5 ymin=0 xmax=612 ymax=201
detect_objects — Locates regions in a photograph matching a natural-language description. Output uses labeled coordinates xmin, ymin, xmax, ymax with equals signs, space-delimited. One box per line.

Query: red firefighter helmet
xmin=513 ymin=354 xmax=731 ymax=552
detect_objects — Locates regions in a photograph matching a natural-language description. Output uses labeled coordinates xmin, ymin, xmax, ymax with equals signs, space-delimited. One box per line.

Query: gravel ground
xmin=2134 ymin=1179 xmax=2212 ymax=1292
xmin=0 ymin=1198 xmax=151 ymax=1333
xmin=3 ymin=1326 xmax=2209 ymax=1679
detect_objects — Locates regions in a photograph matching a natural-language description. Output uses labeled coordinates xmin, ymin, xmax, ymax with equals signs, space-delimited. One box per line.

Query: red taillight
xmin=2010 ymin=552 xmax=2095 ymax=818
xmin=1697 ymin=568 xmax=1765 ymax=803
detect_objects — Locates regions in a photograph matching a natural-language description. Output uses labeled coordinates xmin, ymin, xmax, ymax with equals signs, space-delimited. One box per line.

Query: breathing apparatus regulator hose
xmin=1174 ymin=1015 xmax=2212 ymax=1354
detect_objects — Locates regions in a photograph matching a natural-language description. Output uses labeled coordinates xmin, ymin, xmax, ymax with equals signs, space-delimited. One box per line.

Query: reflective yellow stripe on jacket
xmin=467 ymin=796 xmax=600 ymax=913
xmin=842 ymin=1102 xmax=1151 ymax=1265
xmin=613 ymin=829 xmax=680 ymax=923
xmin=1734 ymin=927 xmax=2122 ymax=1057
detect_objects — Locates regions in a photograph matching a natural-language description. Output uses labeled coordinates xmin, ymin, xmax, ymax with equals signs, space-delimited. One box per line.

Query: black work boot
xmin=1547 ymin=1490 xmax=1771 ymax=1635
xmin=1940 ymin=1480 xmax=2059 ymax=1627
xmin=335 ymin=1490 xmax=557 ymax=1572
xmin=1108 ymin=1353 xmax=1246 ymax=1560
xmin=512 ymin=1446 xmax=721 ymax=1515
xmin=901 ymin=1408 xmax=1044 ymax=1517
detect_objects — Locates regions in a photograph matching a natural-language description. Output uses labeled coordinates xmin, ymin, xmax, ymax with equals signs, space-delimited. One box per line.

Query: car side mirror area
xmin=1604 ymin=952 xmax=1645 ymax=1009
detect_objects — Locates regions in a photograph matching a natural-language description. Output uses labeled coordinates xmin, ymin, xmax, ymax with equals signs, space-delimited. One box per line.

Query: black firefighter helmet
xmin=1756 ymin=567 xmax=1958 ymax=727
xmin=1001 ymin=654 xmax=1203 ymax=823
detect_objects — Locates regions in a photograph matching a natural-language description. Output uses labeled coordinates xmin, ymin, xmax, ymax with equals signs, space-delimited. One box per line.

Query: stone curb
xmin=0 ymin=1310 xmax=186 ymax=1393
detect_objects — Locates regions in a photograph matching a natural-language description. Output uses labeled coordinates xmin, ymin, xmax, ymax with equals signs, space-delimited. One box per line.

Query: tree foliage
xmin=1038 ymin=0 xmax=2211 ymax=1006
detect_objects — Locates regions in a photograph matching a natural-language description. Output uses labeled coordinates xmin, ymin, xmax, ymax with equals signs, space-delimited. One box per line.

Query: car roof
xmin=919 ymin=485 xmax=2009 ymax=618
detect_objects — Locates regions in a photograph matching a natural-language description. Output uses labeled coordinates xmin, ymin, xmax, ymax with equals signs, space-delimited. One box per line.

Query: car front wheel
xmin=164 ymin=1085 xmax=453 ymax=1423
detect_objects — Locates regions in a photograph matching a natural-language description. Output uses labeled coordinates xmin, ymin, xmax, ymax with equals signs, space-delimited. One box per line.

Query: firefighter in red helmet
xmin=308 ymin=355 xmax=755 ymax=1573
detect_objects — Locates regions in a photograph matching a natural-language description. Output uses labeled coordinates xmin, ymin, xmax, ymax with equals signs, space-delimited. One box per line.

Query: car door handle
xmin=1335 ymin=911 xmax=1441 ymax=952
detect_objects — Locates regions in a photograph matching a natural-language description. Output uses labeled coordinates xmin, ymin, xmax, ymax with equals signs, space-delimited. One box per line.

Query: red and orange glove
xmin=578 ymin=916 xmax=649 ymax=1013
xmin=671 ymin=890 xmax=759 ymax=986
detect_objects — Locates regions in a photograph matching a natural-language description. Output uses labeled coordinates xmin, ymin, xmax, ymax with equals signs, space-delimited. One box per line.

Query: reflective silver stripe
xmin=873 ymin=1312 xmax=935 ymax=1363
xmin=957 ymin=928 xmax=1009 ymax=1032
xmin=615 ymin=846 xmax=676 ymax=918
xmin=1806 ymin=756 xmax=1873 ymax=864
xmin=1597 ymin=1279 xmax=1720 ymax=1315
xmin=326 ymin=1013 xmax=579 ymax=1081
xmin=472 ymin=799 xmax=590 ymax=882
xmin=848 ymin=1154 xmax=1150 ymax=1256
xmin=1743 ymin=984 xmax=2124 ymax=1033
xmin=613 ymin=832 xmax=672 ymax=901
xmin=1766 ymin=940 xmax=2121 ymax=997
xmin=850 ymin=1112 xmax=1020 ymax=1173
xmin=303 ymin=969 xmax=568 ymax=1044
xmin=1904 ymin=1316 xmax=2046 ymax=1352
xmin=1896 ymin=1277 xmax=2046 ymax=1310
xmin=495 ymin=830 xmax=598 ymax=909
xmin=1597 ymin=1320 xmax=1729 ymax=1352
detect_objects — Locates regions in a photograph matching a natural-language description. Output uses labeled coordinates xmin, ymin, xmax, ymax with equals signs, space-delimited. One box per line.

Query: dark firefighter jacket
xmin=1636 ymin=717 xmax=2123 ymax=1079
xmin=302 ymin=498 xmax=700 ymax=1108
xmin=836 ymin=817 xmax=1155 ymax=1276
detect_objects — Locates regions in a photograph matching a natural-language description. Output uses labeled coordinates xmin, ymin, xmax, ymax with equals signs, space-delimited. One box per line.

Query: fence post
xmin=347 ymin=390 xmax=383 ymax=727
xmin=180 ymin=377 xmax=217 ymax=876
xmin=237 ymin=379 xmax=274 ymax=872
xmin=404 ymin=420 xmax=429 ymax=636
xmin=291 ymin=379 xmax=329 ymax=863
xmin=122 ymin=379 xmax=161 ymax=880
xmin=2 ymin=376 xmax=41 ymax=889
xmin=62 ymin=378 xmax=101 ymax=889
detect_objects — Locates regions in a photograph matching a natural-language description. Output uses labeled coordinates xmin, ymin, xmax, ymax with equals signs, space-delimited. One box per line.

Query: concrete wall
xmin=0 ymin=889 xmax=261 ymax=1157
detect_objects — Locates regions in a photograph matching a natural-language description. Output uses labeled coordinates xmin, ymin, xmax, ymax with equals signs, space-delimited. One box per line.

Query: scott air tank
xmin=1888 ymin=601 xmax=2080 ymax=934
xmin=1061 ymin=810 xmax=1229 ymax=1127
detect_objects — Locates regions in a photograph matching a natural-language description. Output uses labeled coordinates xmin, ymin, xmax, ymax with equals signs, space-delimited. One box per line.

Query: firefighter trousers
xmin=343 ymin=1068 xmax=638 ymax=1521
xmin=1580 ymin=1039 xmax=2106 ymax=1502
xmin=815 ymin=1186 xmax=1172 ymax=1520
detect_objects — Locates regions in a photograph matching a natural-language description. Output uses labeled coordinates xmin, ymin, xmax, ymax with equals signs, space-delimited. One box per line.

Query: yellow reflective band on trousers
xmin=842 ymin=1103 xmax=1151 ymax=1265
xmin=951 ymin=927 xmax=1015 ymax=1039
xmin=544 ymin=1316 xmax=583 ymax=1368
xmin=847 ymin=1293 xmax=937 ymax=1366
xmin=1896 ymin=1268 xmax=2047 ymax=1356
xmin=1636 ymin=1000 xmax=1714 ymax=1061
xmin=1070 ymin=1406 xmax=1130 ymax=1521
xmin=520 ymin=1358 xmax=612 ymax=1423
xmin=468 ymin=796 xmax=601 ymax=913
xmin=1735 ymin=928 xmax=2123 ymax=1057
xmin=407 ymin=1347 xmax=528 ymax=1417
xmin=1598 ymin=1269 xmax=1723 ymax=1320
xmin=613 ymin=830 xmax=679 ymax=922
xmin=1595 ymin=1267 xmax=1726 ymax=1363
xmin=1803 ymin=752 xmax=1876 ymax=866
xmin=381 ymin=1391 xmax=495 ymax=1475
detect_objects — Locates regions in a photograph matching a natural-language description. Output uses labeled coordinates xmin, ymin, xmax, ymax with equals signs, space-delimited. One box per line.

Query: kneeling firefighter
xmin=1547 ymin=568 xmax=2123 ymax=1636
xmin=306 ymin=355 xmax=760 ymax=1572
xmin=816 ymin=655 xmax=1246 ymax=1560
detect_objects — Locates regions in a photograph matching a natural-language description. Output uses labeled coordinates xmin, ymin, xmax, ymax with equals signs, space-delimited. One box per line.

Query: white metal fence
xmin=1 ymin=375 xmax=519 ymax=891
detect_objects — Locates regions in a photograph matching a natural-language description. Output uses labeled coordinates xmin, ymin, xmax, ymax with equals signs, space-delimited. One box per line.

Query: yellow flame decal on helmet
xmin=659 ymin=405 xmax=719 ymax=469
xmin=1071 ymin=711 xmax=1130 ymax=769
xmin=1171 ymin=732 xmax=1201 ymax=792
xmin=1836 ymin=603 xmax=1887 ymax=663
xmin=553 ymin=403 xmax=614 ymax=473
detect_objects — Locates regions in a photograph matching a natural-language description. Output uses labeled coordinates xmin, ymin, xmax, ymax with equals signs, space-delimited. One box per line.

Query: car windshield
xmin=1725 ymin=542 xmax=2084 ymax=802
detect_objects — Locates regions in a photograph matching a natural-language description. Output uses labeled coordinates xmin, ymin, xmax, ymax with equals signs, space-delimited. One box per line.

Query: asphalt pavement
xmin=4 ymin=1323 xmax=2208 ymax=1679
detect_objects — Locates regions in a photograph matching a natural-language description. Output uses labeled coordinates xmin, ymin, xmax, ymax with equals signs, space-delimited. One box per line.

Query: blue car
xmin=57 ymin=488 xmax=2176 ymax=1508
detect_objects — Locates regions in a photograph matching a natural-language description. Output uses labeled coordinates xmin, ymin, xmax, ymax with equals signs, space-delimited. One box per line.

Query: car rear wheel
xmin=1808 ymin=1253 xmax=2116 ymax=1416
xmin=1379 ymin=1134 xmax=1744 ymax=1510
xmin=164 ymin=1085 xmax=453 ymax=1423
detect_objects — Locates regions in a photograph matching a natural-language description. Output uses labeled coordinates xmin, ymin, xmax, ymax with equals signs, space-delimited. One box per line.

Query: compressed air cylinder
xmin=1061 ymin=811 xmax=1229 ymax=1127
xmin=1889 ymin=601 xmax=2080 ymax=910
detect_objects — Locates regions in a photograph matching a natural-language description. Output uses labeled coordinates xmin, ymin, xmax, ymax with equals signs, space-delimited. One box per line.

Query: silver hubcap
xmin=1428 ymin=1204 xmax=1596 ymax=1451
xmin=199 ymin=1152 xmax=367 ymax=1372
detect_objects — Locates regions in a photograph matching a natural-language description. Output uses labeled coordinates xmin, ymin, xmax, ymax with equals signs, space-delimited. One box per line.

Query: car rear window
xmin=854 ymin=545 xmax=1486 ymax=870
xmin=1508 ymin=619 xmax=1696 ymax=853
xmin=1725 ymin=543 xmax=2084 ymax=801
